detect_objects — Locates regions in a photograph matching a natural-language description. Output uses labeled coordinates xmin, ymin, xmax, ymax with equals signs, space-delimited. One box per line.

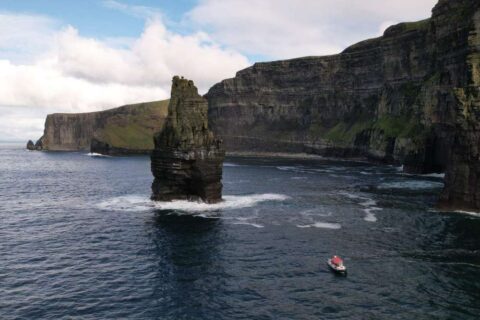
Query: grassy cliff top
xmin=95 ymin=99 xmax=169 ymax=150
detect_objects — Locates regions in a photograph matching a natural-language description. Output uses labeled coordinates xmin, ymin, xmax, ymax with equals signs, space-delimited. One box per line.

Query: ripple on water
xmin=296 ymin=222 xmax=342 ymax=229
xmin=2 ymin=148 xmax=480 ymax=319
xmin=378 ymin=180 xmax=444 ymax=190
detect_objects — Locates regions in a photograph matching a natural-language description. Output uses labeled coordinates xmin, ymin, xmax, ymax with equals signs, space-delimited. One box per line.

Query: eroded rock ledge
xmin=150 ymin=76 xmax=225 ymax=203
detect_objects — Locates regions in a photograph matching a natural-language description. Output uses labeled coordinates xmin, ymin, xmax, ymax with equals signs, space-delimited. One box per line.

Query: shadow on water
xmin=147 ymin=209 xmax=228 ymax=319
xmin=398 ymin=212 xmax=480 ymax=317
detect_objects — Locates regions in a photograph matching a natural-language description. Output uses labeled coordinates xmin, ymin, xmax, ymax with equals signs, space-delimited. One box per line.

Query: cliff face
xmin=151 ymin=76 xmax=225 ymax=203
xmin=438 ymin=3 xmax=480 ymax=211
xmin=36 ymin=100 xmax=169 ymax=154
xmin=207 ymin=0 xmax=479 ymax=177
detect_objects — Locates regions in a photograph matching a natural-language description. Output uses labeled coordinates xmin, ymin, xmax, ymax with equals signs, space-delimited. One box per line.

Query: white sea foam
xmin=422 ymin=173 xmax=445 ymax=178
xmin=97 ymin=195 xmax=153 ymax=212
xmin=97 ymin=193 xmax=289 ymax=213
xmin=86 ymin=152 xmax=110 ymax=158
xmin=300 ymin=209 xmax=332 ymax=217
xmin=340 ymin=192 xmax=381 ymax=222
xmin=454 ymin=210 xmax=480 ymax=218
xmin=291 ymin=176 xmax=308 ymax=180
xmin=360 ymin=199 xmax=377 ymax=207
xmin=296 ymin=222 xmax=341 ymax=229
xmin=340 ymin=192 xmax=363 ymax=200
xmin=223 ymin=163 xmax=241 ymax=167
xmin=231 ymin=221 xmax=265 ymax=228
xmin=398 ymin=170 xmax=446 ymax=179
xmin=363 ymin=207 xmax=381 ymax=222
xmin=277 ymin=166 xmax=298 ymax=171
xmin=360 ymin=171 xmax=373 ymax=175
xmin=378 ymin=180 xmax=444 ymax=190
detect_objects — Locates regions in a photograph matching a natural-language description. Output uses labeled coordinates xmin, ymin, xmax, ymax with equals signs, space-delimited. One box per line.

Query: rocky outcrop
xmin=33 ymin=100 xmax=169 ymax=154
xmin=151 ymin=76 xmax=225 ymax=203
xmin=34 ymin=138 xmax=43 ymax=150
xmin=26 ymin=138 xmax=43 ymax=150
xmin=206 ymin=0 xmax=480 ymax=211
xmin=26 ymin=140 xmax=35 ymax=150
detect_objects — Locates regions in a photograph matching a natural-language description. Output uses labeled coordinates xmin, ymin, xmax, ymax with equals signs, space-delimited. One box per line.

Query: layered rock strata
xmin=29 ymin=100 xmax=169 ymax=155
xmin=437 ymin=1 xmax=480 ymax=211
xmin=151 ymin=76 xmax=225 ymax=203
xmin=207 ymin=0 xmax=477 ymax=174
xmin=206 ymin=0 xmax=480 ymax=211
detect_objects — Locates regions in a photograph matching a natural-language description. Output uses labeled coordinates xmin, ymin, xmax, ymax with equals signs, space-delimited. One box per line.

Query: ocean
xmin=1 ymin=143 xmax=479 ymax=319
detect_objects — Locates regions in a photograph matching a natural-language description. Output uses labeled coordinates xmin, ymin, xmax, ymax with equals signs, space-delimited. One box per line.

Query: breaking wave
xmin=296 ymin=222 xmax=341 ymax=229
xmin=378 ymin=180 xmax=444 ymax=190
xmin=454 ymin=210 xmax=480 ymax=218
xmin=341 ymin=192 xmax=381 ymax=222
xmin=231 ymin=221 xmax=265 ymax=228
xmin=86 ymin=152 xmax=111 ymax=158
xmin=223 ymin=162 xmax=242 ymax=167
xmin=97 ymin=193 xmax=289 ymax=213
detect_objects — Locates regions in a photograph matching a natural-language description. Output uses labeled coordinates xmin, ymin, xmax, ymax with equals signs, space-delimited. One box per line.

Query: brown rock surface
xmin=150 ymin=76 xmax=225 ymax=203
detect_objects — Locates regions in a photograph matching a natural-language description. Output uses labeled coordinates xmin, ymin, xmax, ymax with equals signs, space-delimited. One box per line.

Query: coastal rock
xmin=151 ymin=76 xmax=225 ymax=203
xmin=26 ymin=140 xmax=35 ymax=150
xmin=205 ymin=0 xmax=480 ymax=211
xmin=33 ymin=100 xmax=169 ymax=154
xmin=34 ymin=138 xmax=43 ymax=150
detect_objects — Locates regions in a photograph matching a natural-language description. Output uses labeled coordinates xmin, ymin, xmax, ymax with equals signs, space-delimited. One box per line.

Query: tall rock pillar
xmin=150 ymin=76 xmax=225 ymax=203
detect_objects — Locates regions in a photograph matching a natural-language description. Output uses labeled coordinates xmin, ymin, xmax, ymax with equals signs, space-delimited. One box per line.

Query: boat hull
xmin=327 ymin=259 xmax=347 ymax=274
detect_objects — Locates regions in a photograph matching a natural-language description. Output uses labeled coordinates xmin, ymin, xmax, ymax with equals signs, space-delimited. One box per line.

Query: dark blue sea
xmin=1 ymin=142 xmax=480 ymax=319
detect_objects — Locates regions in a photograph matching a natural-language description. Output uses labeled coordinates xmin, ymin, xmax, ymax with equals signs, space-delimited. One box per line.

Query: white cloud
xmin=0 ymin=0 xmax=441 ymax=141
xmin=0 ymin=13 xmax=250 ymax=140
xmin=187 ymin=0 xmax=438 ymax=59
xmin=0 ymin=12 xmax=59 ymax=62
xmin=0 ymin=106 xmax=47 ymax=141
xmin=102 ymin=0 xmax=162 ymax=20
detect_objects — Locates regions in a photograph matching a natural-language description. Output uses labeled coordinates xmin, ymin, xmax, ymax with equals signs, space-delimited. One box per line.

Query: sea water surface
xmin=1 ymin=143 xmax=480 ymax=319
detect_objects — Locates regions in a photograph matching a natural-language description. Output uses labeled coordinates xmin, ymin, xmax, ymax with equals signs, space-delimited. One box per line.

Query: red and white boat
xmin=327 ymin=255 xmax=347 ymax=273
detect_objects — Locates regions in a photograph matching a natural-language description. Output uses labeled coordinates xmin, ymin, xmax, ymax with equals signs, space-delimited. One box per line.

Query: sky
xmin=0 ymin=0 xmax=438 ymax=141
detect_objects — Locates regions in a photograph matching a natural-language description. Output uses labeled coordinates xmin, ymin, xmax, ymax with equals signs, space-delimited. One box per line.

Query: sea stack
xmin=26 ymin=140 xmax=35 ymax=150
xmin=150 ymin=76 xmax=225 ymax=203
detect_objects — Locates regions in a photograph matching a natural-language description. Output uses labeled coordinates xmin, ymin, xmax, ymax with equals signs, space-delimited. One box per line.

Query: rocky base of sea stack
xmin=151 ymin=76 xmax=225 ymax=203
xmin=151 ymin=146 xmax=224 ymax=203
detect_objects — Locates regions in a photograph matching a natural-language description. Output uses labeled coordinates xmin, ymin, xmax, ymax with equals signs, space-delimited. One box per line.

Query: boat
xmin=327 ymin=255 xmax=347 ymax=274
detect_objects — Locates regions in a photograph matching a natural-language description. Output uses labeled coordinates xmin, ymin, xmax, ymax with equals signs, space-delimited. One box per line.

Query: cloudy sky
xmin=0 ymin=0 xmax=437 ymax=141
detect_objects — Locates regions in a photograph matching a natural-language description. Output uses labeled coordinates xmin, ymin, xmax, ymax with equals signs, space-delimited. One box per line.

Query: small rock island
xmin=150 ymin=76 xmax=225 ymax=203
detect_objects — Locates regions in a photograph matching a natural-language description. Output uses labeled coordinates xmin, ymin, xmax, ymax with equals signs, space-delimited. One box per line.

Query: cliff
xmin=34 ymin=100 xmax=169 ymax=154
xmin=206 ymin=0 xmax=480 ymax=211
xmin=151 ymin=76 xmax=225 ymax=203
xmin=206 ymin=0 xmax=479 ymax=177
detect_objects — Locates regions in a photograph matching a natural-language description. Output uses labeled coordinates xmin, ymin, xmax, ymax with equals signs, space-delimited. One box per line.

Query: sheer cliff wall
xmin=37 ymin=100 xmax=169 ymax=154
xmin=207 ymin=0 xmax=480 ymax=176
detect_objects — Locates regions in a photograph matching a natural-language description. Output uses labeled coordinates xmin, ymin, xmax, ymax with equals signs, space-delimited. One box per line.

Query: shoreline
xmin=226 ymin=151 xmax=376 ymax=164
